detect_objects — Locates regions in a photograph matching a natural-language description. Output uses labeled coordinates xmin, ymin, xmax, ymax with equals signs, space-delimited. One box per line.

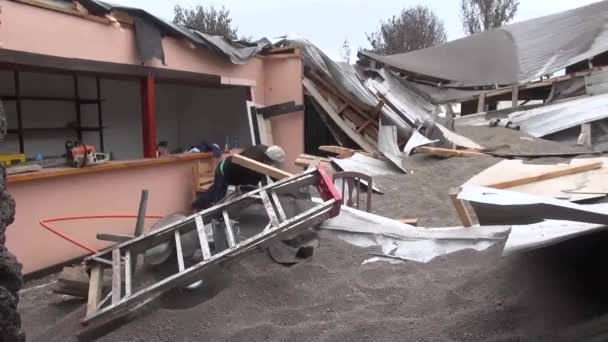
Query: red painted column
xmin=141 ymin=75 xmax=156 ymax=158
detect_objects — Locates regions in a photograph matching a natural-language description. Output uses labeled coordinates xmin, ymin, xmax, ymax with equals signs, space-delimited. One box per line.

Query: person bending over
xmin=192 ymin=144 xmax=285 ymax=211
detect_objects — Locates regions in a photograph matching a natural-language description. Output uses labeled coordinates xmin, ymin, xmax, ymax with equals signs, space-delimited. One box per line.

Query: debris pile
xmin=14 ymin=1 xmax=608 ymax=341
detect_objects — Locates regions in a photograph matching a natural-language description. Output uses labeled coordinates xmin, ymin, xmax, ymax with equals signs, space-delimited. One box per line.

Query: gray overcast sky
xmin=112 ymin=0 xmax=602 ymax=60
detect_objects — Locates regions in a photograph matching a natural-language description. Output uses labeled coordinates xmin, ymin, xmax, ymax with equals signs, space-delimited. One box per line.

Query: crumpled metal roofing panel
xmin=360 ymin=1 xmax=608 ymax=87
xmin=77 ymin=0 xmax=270 ymax=64
xmin=507 ymin=93 xmax=608 ymax=137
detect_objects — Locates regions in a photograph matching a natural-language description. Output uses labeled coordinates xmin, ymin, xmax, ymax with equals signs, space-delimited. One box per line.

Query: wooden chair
xmin=333 ymin=171 xmax=373 ymax=212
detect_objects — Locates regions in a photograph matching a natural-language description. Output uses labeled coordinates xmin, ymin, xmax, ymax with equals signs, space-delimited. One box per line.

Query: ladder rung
xmin=174 ymin=230 xmax=185 ymax=272
xmin=270 ymin=191 xmax=287 ymax=222
xmin=260 ymin=190 xmax=280 ymax=228
xmin=222 ymin=210 xmax=236 ymax=247
xmin=195 ymin=215 xmax=212 ymax=260
xmin=124 ymin=251 xmax=132 ymax=297
xmin=111 ymin=249 xmax=122 ymax=304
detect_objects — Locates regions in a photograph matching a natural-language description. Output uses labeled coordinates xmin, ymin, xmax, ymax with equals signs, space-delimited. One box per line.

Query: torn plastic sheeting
xmin=504 ymin=218 xmax=608 ymax=256
xmin=403 ymin=130 xmax=439 ymax=156
xmin=318 ymin=204 xmax=510 ymax=263
xmin=459 ymin=185 xmax=608 ymax=226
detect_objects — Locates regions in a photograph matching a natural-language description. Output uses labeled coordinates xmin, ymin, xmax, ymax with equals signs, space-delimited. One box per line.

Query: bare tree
xmin=366 ymin=5 xmax=447 ymax=55
xmin=340 ymin=39 xmax=352 ymax=63
xmin=173 ymin=4 xmax=239 ymax=41
xmin=460 ymin=0 xmax=519 ymax=35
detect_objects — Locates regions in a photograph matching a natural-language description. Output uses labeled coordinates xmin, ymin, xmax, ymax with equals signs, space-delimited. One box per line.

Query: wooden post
xmin=511 ymin=85 xmax=519 ymax=108
xmin=86 ymin=265 xmax=104 ymax=316
xmin=141 ymin=75 xmax=156 ymax=158
xmin=449 ymin=188 xmax=473 ymax=227
xmin=477 ymin=92 xmax=486 ymax=113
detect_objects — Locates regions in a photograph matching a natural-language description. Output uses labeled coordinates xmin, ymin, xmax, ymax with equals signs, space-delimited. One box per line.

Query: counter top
xmin=7 ymin=153 xmax=214 ymax=184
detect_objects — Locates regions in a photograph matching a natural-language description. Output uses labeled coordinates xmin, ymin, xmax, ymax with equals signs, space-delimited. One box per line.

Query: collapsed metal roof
xmin=455 ymin=92 xmax=608 ymax=138
xmin=359 ymin=1 xmax=608 ymax=88
xmin=76 ymin=0 xmax=271 ymax=64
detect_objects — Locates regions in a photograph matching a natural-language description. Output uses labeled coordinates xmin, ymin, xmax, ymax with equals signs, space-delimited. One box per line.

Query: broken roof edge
xmin=357 ymin=1 xmax=608 ymax=89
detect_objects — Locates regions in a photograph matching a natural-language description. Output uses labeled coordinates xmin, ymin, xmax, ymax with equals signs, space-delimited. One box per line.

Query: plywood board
xmin=464 ymin=158 xmax=608 ymax=201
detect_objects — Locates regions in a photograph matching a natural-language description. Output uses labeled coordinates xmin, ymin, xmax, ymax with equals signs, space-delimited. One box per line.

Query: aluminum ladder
xmin=82 ymin=167 xmax=341 ymax=326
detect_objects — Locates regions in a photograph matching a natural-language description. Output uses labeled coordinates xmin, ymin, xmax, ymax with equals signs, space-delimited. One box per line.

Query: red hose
xmin=39 ymin=214 xmax=164 ymax=254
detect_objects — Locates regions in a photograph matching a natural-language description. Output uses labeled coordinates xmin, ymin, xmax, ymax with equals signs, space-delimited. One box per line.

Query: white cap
xmin=265 ymin=145 xmax=285 ymax=163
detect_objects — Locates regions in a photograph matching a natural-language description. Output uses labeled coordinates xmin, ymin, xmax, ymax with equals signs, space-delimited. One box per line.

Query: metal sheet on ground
xmin=459 ymin=186 xmax=608 ymax=226
xmin=318 ymin=203 xmax=509 ymax=263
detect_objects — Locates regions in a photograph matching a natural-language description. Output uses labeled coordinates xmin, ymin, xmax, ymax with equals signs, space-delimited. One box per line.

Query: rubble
xmin=13 ymin=1 xmax=608 ymax=341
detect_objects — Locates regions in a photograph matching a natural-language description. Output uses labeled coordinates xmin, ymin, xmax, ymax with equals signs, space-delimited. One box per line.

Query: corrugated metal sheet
xmin=509 ymin=93 xmax=608 ymax=137
xmin=360 ymin=1 xmax=608 ymax=87
xmin=362 ymin=69 xmax=434 ymax=125
xmin=586 ymin=70 xmax=608 ymax=96
xmin=77 ymin=0 xmax=271 ymax=64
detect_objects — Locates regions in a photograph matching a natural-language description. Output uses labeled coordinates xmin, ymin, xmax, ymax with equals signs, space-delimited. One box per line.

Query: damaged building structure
xmin=4 ymin=0 xmax=608 ymax=340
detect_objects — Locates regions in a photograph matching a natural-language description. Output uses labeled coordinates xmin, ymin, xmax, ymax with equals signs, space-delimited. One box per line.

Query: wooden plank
xmin=257 ymin=101 xmax=304 ymax=118
xmin=8 ymin=152 xmax=215 ymax=184
xmin=124 ymin=251 xmax=132 ymax=297
xmin=111 ymin=249 xmax=121 ymax=305
xmin=415 ymin=146 xmax=487 ymax=158
xmin=449 ymin=189 xmax=473 ymax=228
xmin=86 ymin=265 xmax=104 ymax=316
xmin=5 ymin=164 xmax=42 ymax=175
xmin=222 ymin=211 xmax=236 ymax=247
xmin=174 ymin=231 xmax=185 ymax=272
xmin=477 ymin=92 xmax=486 ymax=113
xmin=319 ymin=145 xmax=354 ymax=155
xmin=337 ymin=103 xmax=349 ymax=114
xmin=399 ymin=218 xmax=419 ymax=226
xmin=53 ymin=265 xmax=111 ymax=298
xmin=485 ymin=161 xmax=602 ymax=189
xmin=195 ymin=216 xmax=212 ymax=260
xmin=309 ymin=72 xmax=377 ymax=124
xmin=356 ymin=118 xmax=374 ymax=133
xmin=231 ymin=154 xmax=292 ymax=180
xmin=260 ymin=190 xmax=281 ymax=227
xmin=511 ymin=85 xmax=519 ymax=108
xmin=303 ymin=78 xmax=376 ymax=153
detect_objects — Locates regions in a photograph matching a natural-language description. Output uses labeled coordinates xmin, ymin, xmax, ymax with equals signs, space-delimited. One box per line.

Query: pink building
xmin=0 ymin=0 xmax=306 ymax=275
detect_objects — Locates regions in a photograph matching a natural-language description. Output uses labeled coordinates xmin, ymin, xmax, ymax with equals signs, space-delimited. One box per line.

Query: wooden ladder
xmin=82 ymin=167 xmax=341 ymax=326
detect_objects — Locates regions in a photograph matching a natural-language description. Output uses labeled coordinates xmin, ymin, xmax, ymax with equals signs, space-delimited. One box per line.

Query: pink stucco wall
xmin=263 ymin=58 xmax=305 ymax=173
xmin=0 ymin=4 xmax=307 ymax=274
xmin=0 ymin=1 xmax=268 ymax=102
xmin=0 ymin=2 xmax=306 ymax=161
xmin=6 ymin=161 xmax=197 ymax=274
